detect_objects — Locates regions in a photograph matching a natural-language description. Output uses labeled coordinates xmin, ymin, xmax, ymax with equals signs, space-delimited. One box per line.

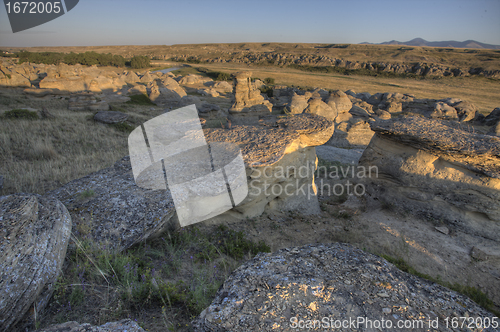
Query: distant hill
xmin=360 ymin=38 xmax=500 ymax=49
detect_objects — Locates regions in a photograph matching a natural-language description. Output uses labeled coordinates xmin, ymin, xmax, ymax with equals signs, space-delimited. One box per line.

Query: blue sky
xmin=1 ymin=0 xmax=499 ymax=47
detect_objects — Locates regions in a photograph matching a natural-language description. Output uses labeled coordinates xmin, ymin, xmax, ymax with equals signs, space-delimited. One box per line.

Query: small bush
xmin=3 ymin=109 xmax=39 ymax=120
xmin=129 ymin=56 xmax=150 ymax=69
xmin=259 ymin=86 xmax=273 ymax=98
xmin=126 ymin=94 xmax=154 ymax=105
xmin=263 ymin=77 xmax=275 ymax=84
xmin=205 ymin=71 xmax=232 ymax=81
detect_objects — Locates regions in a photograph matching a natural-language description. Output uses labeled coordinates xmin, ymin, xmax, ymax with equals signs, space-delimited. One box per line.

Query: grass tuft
xmin=126 ymin=94 xmax=154 ymax=105
xmin=3 ymin=109 xmax=39 ymax=120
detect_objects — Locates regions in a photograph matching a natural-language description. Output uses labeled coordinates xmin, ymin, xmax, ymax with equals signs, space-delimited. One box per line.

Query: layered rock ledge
xmin=359 ymin=116 xmax=500 ymax=241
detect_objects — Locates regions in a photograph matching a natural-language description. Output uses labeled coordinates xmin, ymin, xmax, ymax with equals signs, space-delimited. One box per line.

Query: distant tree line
xmin=0 ymin=50 xmax=150 ymax=69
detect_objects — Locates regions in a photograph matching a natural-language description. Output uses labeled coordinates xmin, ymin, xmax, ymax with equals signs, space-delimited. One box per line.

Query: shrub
xmin=205 ymin=71 xmax=232 ymax=81
xmin=3 ymin=109 xmax=39 ymax=120
xmin=129 ymin=56 xmax=150 ymax=69
xmin=259 ymin=86 xmax=273 ymax=98
xmin=126 ymin=94 xmax=154 ymax=105
xmin=263 ymin=77 xmax=275 ymax=84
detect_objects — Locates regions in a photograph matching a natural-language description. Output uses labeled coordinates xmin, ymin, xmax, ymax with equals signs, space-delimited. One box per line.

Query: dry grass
xmin=0 ymin=94 xmax=164 ymax=196
xmin=187 ymin=62 xmax=499 ymax=115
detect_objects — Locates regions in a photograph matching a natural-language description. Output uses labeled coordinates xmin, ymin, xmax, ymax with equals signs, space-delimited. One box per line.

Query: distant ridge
xmin=360 ymin=38 xmax=500 ymax=49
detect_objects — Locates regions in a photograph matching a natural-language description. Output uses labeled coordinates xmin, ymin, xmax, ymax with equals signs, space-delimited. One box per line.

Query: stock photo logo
xmin=4 ymin=0 xmax=79 ymax=33
xmin=128 ymin=105 xmax=248 ymax=227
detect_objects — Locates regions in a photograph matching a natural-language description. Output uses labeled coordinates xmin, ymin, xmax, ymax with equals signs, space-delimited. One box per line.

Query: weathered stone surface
xmin=327 ymin=90 xmax=352 ymax=123
xmin=359 ymin=116 xmax=500 ymax=241
xmin=304 ymin=98 xmax=336 ymax=121
xmin=148 ymin=78 xmax=187 ymax=105
xmin=193 ymin=243 xmax=495 ymax=332
xmin=127 ymin=84 xmax=147 ymax=96
xmin=44 ymin=157 xmax=176 ymax=251
xmin=453 ymin=100 xmax=477 ymax=122
xmin=375 ymin=109 xmax=391 ymax=120
xmin=203 ymin=114 xmax=334 ymax=217
xmin=211 ymin=81 xmax=232 ymax=92
xmin=0 ymin=194 xmax=71 ymax=331
xmin=431 ymin=102 xmax=458 ymax=120
xmin=36 ymin=319 xmax=145 ymax=332
xmin=40 ymin=77 xmax=86 ymax=92
xmin=94 ymin=111 xmax=128 ymax=124
xmin=327 ymin=119 xmax=374 ymax=148
xmin=484 ymin=108 xmax=500 ymax=127
xmin=229 ymin=71 xmax=272 ymax=114
xmin=288 ymin=92 xmax=309 ymax=114
xmin=179 ymin=74 xmax=212 ymax=85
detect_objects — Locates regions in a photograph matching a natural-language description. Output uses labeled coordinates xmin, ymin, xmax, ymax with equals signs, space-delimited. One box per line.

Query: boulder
xmin=148 ymin=78 xmax=187 ymax=105
xmin=483 ymin=108 xmax=500 ymax=127
xmin=359 ymin=116 xmax=500 ymax=241
xmin=375 ymin=109 xmax=391 ymax=120
xmin=123 ymin=71 xmax=140 ymax=84
xmin=36 ymin=319 xmax=145 ymax=332
xmin=140 ymin=71 xmax=154 ymax=83
xmin=198 ymin=88 xmax=220 ymax=97
xmin=127 ymin=84 xmax=148 ymax=96
xmin=288 ymin=92 xmax=309 ymax=114
xmin=44 ymin=156 xmax=176 ymax=251
xmin=193 ymin=243 xmax=495 ymax=332
xmin=179 ymin=74 xmax=212 ymax=85
xmin=94 ymin=111 xmax=128 ymax=124
xmin=453 ymin=100 xmax=477 ymax=122
xmin=304 ymin=98 xmax=336 ymax=121
xmin=212 ymin=81 xmax=232 ymax=92
xmin=0 ymin=194 xmax=71 ymax=331
xmin=327 ymin=90 xmax=352 ymax=123
xmin=203 ymin=114 xmax=334 ymax=218
xmin=431 ymin=102 xmax=458 ymax=120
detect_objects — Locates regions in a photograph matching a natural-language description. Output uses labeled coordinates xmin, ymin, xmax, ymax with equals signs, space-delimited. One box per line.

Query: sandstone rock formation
xmin=327 ymin=90 xmax=352 ymax=123
xmin=193 ymin=243 xmax=495 ymax=332
xmin=359 ymin=116 xmax=500 ymax=241
xmin=288 ymin=92 xmax=309 ymax=114
xmin=0 ymin=194 xmax=72 ymax=331
xmin=203 ymin=114 xmax=334 ymax=218
xmin=44 ymin=157 xmax=176 ymax=251
xmin=94 ymin=110 xmax=128 ymax=124
xmin=304 ymin=98 xmax=336 ymax=121
xmin=178 ymin=74 xmax=212 ymax=85
xmin=228 ymin=71 xmax=272 ymax=123
xmin=148 ymin=77 xmax=187 ymax=105
xmin=36 ymin=319 xmax=145 ymax=332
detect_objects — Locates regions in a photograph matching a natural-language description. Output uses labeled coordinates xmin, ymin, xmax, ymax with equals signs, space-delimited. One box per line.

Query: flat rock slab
xmin=0 ymin=194 xmax=72 ymax=331
xmin=193 ymin=243 xmax=496 ymax=332
xmin=36 ymin=319 xmax=145 ymax=332
xmin=94 ymin=110 xmax=128 ymax=124
xmin=371 ymin=116 xmax=500 ymax=178
xmin=44 ymin=156 xmax=175 ymax=252
xmin=204 ymin=114 xmax=334 ymax=167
